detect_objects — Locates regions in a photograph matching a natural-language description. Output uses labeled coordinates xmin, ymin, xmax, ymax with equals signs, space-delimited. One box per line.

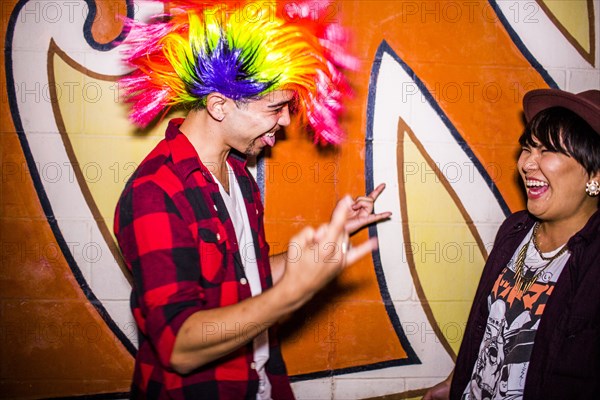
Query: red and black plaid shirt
xmin=114 ymin=119 xmax=294 ymax=399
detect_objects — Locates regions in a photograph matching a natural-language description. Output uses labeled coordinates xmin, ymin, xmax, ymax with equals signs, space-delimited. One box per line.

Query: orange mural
xmin=1 ymin=1 xmax=134 ymax=398
xmin=1 ymin=0 xmax=597 ymax=399
xmin=272 ymin=0 xmax=546 ymax=376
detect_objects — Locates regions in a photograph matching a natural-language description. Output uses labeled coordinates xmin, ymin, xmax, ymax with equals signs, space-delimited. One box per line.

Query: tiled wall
xmin=1 ymin=1 xmax=598 ymax=399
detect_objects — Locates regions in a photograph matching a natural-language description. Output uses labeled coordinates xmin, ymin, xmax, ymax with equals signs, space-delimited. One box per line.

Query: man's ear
xmin=205 ymin=93 xmax=228 ymax=122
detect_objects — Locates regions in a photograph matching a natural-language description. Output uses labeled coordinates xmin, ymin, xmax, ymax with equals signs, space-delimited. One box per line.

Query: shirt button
xmin=250 ymin=362 xmax=256 ymax=370
xmin=240 ymin=278 xmax=248 ymax=285
xmin=255 ymin=209 xmax=259 ymax=215
xmin=213 ymin=204 xmax=218 ymax=211
xmin=216 ymin=233 xmax=221 ymax=241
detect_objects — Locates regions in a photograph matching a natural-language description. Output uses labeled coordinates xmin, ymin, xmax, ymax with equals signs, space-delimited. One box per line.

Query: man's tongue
xmin=262 ymin=134 xmax=276 ymax=147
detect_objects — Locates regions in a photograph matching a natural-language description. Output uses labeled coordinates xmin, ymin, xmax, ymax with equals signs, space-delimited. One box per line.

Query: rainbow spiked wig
xmin=120 ymin=0 xmax=357 ymax=144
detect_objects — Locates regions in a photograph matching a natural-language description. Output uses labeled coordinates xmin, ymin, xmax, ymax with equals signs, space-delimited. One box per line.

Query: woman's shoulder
xmin=570 ymin=209 xmax=600 ymax=248
xmin=497 ymin=210 xmax=532 ymax=234
xmin=485 ymin=210 xmax=534 ymax=250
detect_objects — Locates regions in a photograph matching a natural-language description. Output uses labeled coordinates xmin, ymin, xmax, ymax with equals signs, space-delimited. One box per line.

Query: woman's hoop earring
xmin=586 ymin=180 xmax=600 ymax=197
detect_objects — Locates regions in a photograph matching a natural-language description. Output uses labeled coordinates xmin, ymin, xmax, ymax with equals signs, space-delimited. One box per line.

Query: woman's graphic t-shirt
xmin=462 ymin=227 xmax=570 ymax=400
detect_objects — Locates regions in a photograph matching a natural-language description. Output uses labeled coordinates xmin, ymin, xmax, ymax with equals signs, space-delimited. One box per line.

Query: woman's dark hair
xmin=519 ymin=106 xmax=600 ymax=175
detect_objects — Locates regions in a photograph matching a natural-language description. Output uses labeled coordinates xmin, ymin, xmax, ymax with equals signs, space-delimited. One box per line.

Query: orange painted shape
xmin=269 ymin=0 xmax=550 ymax=375
xmin=1 ymin=1 xmax=134 ymax=394
xmin=91 ymin=0 xmax=128 ymax=45
xmin=0 ymin=132 xmax=134 ymax=398
xmin=344 ymin=0 xmax=547 ymax=211
xmin=263 ymin=131 xmax=339 ymax=223
xmin=268 ymin=135 xmax=409 ymax=375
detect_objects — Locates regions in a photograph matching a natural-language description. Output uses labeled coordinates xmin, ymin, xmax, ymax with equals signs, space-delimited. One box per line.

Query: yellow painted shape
xmin=402 ymin=133 xmax=485 ymax=354
xmin=53 ymin=54 xmax=184 ymax=240
xmin=540 ymin=0 xmax=591 ymax=52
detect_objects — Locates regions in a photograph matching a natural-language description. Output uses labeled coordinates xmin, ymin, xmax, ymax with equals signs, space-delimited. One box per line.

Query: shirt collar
xmin=165 ymin=118 xmax=248 ymax=180
xmin=511 ymin=209 xmax=600 ymax=249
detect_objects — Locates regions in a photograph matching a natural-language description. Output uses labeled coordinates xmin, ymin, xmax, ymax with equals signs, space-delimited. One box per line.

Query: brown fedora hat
xmin=523 ymin=89 xmax=600 ymax=135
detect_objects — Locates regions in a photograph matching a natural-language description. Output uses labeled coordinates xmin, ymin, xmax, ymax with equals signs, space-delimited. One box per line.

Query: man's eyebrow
xmin=267 ymin=100 xmax=291 ymax=108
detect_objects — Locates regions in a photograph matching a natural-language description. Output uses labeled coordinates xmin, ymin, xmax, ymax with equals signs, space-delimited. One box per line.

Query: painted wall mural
xmin=1 ymin=0 xmax=598 ymax=399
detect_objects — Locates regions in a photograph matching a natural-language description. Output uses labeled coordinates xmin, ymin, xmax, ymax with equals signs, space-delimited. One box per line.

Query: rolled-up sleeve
xmin=116 ymin=179 xmax=205 ymax=369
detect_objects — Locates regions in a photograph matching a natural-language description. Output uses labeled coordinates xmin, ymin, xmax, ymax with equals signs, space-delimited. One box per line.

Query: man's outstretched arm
xmin=170 ymin=196 xmax=378 ymax=374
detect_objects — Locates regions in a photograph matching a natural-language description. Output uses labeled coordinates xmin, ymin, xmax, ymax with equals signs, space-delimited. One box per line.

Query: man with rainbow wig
xmin=114 ymin=1 xmax=389 ymax=398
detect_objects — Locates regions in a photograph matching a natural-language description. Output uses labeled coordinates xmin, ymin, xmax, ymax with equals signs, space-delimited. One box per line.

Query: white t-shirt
xmin=214 ymin=163 xmax=272 ymax=400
